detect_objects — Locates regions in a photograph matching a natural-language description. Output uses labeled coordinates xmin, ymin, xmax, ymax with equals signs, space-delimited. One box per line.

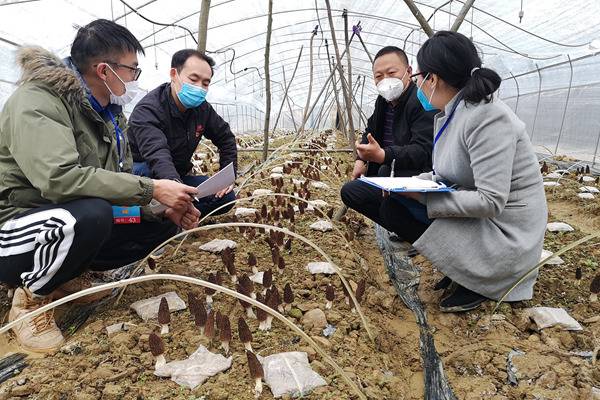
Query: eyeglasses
xmin=409 ymin=72 xmax=427 ymax=84
xmin=106 ymin=61 xmax=142 ymax=81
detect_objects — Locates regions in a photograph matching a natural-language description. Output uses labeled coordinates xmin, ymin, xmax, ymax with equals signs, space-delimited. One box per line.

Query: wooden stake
xmin=197 ymin=0 xmax=211 ymax=52
xmin=262 ymin=0 xmax=273 ymax=161
xmin=324 ymin=0 xmax=356 ymax=153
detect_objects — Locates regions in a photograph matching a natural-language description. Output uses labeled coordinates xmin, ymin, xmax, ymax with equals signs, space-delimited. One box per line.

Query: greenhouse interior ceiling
xmin=1 ymin=0 xmax=600 ymax=162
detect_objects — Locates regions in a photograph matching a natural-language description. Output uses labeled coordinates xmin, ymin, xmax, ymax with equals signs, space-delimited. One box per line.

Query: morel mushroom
xmin=149 ymin=332 xmax=166 ymax=369
xmin=352 ymin=279 xmax=366 ymax=313
xmin=283 ymin=283 xmax=294 ymax=312
xmin=238 ymin=295 xmax=257 ymax=319
xmin=575 ymin=267 xmax=582 ymax=286
xmin=204 ymin=311 xmax=215 ymax=340
xmin=220 ymin=315 xmax=232 ymax=354
xmin=590 ymin=274 xmax=600 ymax=302
xmin=240 ymin=274 xmax=256 ymax=299
xmin=585 ymin=165 xmax=590 ymax=174
xmin=325 ymin=283 xmax=335 ymax=310
xmin=277 ymin=256 xmax=285 ymax=274
xmin=261 ymin=204 xmax=268 ymax=219
xmin=246 ymin=350 xmax=264 ymax=398
xmin=238 ymin=317 xmax=253 ymax=352
xmin=147 ymin=257 xmax=157 ymax=270
xmin=248 ymin=252 xmax=258 ymax=274
xmin=194 ymin=301 xmax=207 ymax=335
xmin=206 ymin=273 xmax=217 ymax=304
xmin=284 ymin=237 xmax=292 ymax=253
xmin=188 ymin=291 xmax=200 ymax=319
xmin=264 ymin=292 xmax=279 ymax=330
xmin=223 ymin=251 xmax=238 ymax=283
xmin=158 ymin=297 xmax=170 ymax=335
xmin=540 ymin=161 xmax=549 ymax=174
xmin=256 ymin=302 xmax=268 ymax=331
xmin=262 ymin=269 xmax=273 ymax=295
xmin=215 ymin=310 xmax=224 ymax=331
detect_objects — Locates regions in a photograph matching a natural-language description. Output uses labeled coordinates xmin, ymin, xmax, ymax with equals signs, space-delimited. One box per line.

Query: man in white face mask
xmin=341 ymin=46 xmax=435 ymax=236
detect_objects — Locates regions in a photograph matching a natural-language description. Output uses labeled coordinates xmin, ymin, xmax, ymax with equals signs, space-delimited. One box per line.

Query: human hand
xmin=152 ymin=179 xmax=197 ymax=211
xmin=356 ymin=134 xmax=385 ymax=163
xmin=215 ymin=184 xmax=234 ymax=199
xmin=351 ymin=160 xmax=367 ymax=180
xmin=165 ymin=204 xmax=200 ymax=230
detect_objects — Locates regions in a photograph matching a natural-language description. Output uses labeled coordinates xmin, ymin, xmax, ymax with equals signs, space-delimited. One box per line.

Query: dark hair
xmin=374 ymin=46 xmax=409 ymax=66
xmin=71 ymin=19 xmax=144 ymax=72
xmin=171 ymin=49 xmax=215 ymax=77
xmin=416 ymin=31 xmax=501 ymax=104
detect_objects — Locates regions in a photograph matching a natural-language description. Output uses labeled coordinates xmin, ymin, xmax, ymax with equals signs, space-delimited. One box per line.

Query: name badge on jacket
xmin=112 ymin=206 xmax=141 ymax=224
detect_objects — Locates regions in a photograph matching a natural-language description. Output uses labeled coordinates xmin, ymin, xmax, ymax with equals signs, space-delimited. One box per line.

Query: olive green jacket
xmin=0 ymin=46 xmax=154 ymax=224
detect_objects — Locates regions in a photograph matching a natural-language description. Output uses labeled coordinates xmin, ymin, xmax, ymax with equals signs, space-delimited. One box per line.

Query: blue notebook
xmin=359 ymin=176 xmax=455 ymax=193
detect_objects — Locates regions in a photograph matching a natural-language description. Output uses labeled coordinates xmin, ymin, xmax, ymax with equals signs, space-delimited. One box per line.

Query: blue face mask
xmin=176 ymin=76 xmax=207 ymax=109
xmin=417 ymin=73 xmax=437 ymax=112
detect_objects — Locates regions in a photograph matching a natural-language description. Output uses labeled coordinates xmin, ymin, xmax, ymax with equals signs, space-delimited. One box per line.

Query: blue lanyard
xmin=432 ymin=98 xmax=461 ymax=174
xmin=89 ymin=96 xmax=124 ymax=171
xmin=106 ymin=110 xmax=124 ymax=170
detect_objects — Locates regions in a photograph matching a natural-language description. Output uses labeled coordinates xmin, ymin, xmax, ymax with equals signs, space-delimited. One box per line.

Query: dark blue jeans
xmin=133 ymin=162 xmax=235 ymax=217
xmin=340 ymin=165 xmax=432 ymax=243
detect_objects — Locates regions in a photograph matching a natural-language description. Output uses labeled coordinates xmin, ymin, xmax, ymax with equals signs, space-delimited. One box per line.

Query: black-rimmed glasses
xmin=107 ymin=62 xmax=142 ymax=81
xmin=410 ymin=71 xmax=427 ymax=84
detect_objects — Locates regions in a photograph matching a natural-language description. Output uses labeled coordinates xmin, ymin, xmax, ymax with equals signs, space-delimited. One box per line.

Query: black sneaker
xmin=433 ymin=276 xmax=452 ymax=291
xmin=439 ymin=284 xmax=487 ymax=312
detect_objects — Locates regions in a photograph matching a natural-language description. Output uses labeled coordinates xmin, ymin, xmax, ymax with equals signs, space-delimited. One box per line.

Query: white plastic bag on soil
xmin=259 ymin=351 xmax=327 ymax=398
xmin=546 ymin=222 xmax=574 ymax=232
xmin=199 ymin=239 xmax=237 ymax=253
xmin=310 ymin=181 xmax=330 ymax=190
xmin=540 ymin=250 xmax=564 ymax=265
xmin=306 ymin=262 xmax=336 ymax=275
xmin=235 ymin=207 xmax=258 ymax=218
xmin=310 ymin=220 xmax=333 ymax=232
xmin=308 ymin=200 xmax=328 ymax=208
xmin=526 ymin=307 xmax=583 ymax=331
xmin=130 ymin=291 xmax=187 ymax=321
xmin=578 ymin=193 xmax=595 ymax=200
xmin=155 ymin=345 xmax=232 ymax=389
xmin=250 ymin=271 xmax=264 ymax=284
xmin=580 ymin=186 xmax=600 ymax=193
xmin=543 ymin=181 xmax=560 ymax=187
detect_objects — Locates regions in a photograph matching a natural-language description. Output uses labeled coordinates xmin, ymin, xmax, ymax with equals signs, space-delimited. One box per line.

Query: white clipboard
xmin=149 ymin=162 xmax=235 ymax=214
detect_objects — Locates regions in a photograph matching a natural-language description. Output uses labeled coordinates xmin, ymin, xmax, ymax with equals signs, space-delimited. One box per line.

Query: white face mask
xmin=103 ymin=63 xmax=141 ymax=106
xmin=376 ymin=72 xmax=408 ymax=102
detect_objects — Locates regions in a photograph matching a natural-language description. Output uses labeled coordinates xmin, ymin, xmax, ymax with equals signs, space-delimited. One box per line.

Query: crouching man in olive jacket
xmin=0 ymin=19 xmax=199 ymax=353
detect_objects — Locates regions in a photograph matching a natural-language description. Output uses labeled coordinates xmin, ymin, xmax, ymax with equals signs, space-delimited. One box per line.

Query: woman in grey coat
xmin=387 ymin=31 xmax=547 ymax=312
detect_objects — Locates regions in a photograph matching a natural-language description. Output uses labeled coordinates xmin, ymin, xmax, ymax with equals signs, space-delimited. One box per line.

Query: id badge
xmin=112 ymin=206 xmax=141 ymax=224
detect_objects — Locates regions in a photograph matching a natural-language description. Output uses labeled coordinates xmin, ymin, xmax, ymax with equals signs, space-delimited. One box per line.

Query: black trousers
xmin=340 ymin=165 xmax=430 ymax=243
xmin=0 ymin=198 xmax=177 ymax=295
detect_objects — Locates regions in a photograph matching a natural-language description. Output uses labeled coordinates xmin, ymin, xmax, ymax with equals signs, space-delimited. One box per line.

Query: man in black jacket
xmin=340 ymin=46 xmax=435 ymax=232
xmin=128 ymin=49 xmax=237 ymax=217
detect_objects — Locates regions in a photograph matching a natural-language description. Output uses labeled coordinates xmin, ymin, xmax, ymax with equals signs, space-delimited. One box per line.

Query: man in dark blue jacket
xmin=128 ymin=49 xmax=237 ymax=217
xmin=340 ymin=46 xmax=435 ymax=233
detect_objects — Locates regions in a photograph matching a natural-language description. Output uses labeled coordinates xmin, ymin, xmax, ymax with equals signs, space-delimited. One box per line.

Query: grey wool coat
xmin=413 ymin=92 xmax=547 ymax=301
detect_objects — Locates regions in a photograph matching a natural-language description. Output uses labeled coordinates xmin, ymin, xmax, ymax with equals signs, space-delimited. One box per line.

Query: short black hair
xmin=71 ymin=19 xmax=144 ymax=72
xmin=171 ymin=49 xmax=215 ymax=77
xmin=417 ymin=31 xmax=501 ymax=104
xmin=374 ymin=46 xmax=409 ymax=66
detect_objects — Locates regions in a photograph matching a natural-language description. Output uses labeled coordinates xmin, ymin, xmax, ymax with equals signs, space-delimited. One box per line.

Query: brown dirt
xmin=0 ymin=134 xmax=598 ymax=400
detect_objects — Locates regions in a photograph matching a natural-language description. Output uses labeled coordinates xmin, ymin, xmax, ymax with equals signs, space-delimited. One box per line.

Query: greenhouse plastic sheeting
xmin=1 ymin=0 xmax=600 ymax=161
